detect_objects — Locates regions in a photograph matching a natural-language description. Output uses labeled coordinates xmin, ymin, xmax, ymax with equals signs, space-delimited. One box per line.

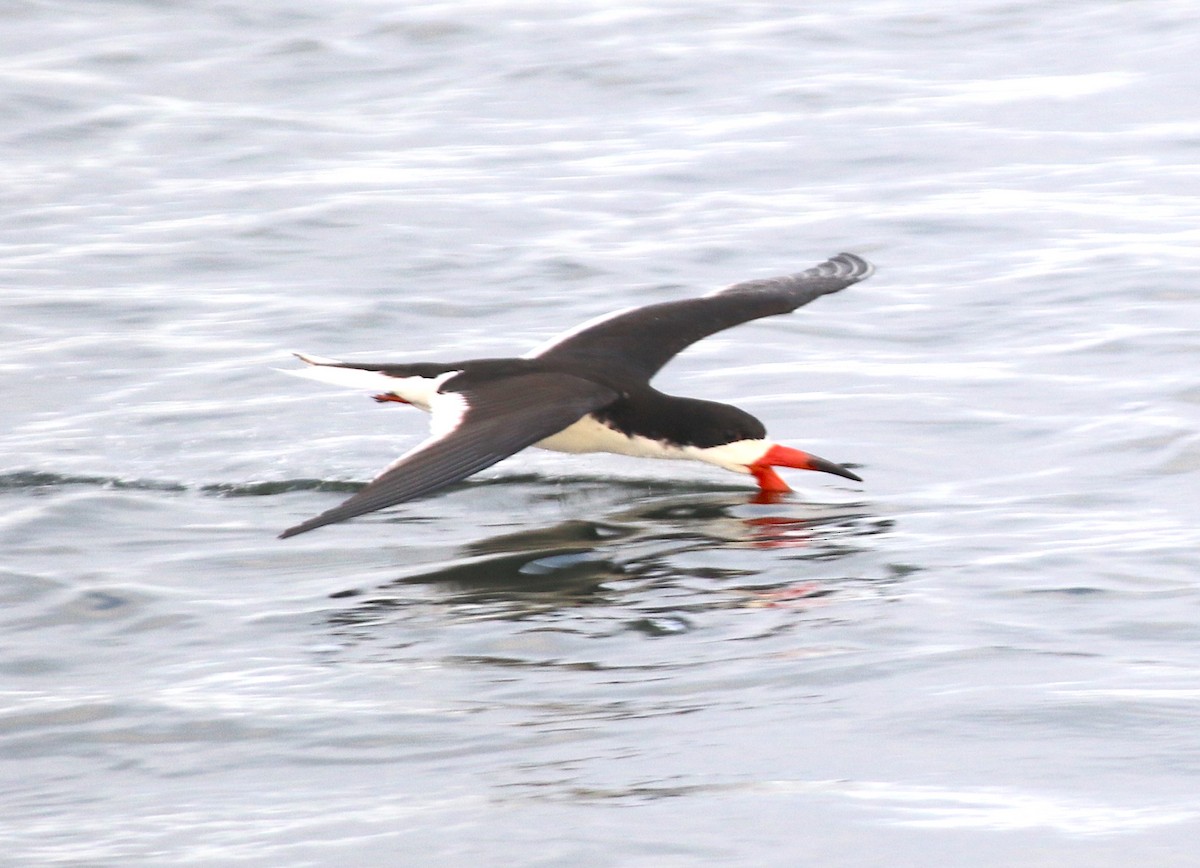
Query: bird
xmin=278 ymin=252 xmax=873 ymax=538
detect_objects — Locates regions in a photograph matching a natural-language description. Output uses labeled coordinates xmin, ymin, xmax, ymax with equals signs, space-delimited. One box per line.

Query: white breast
xmin=535 ymin=415 xmax=682 ymax=457
xmin=534 ymin=415 xmax=762 ymax=476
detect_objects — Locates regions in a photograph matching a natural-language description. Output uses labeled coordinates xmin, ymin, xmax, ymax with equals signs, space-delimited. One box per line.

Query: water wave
xmin=0 ymin=469 xmax=793 ymax=498
xmin=0 ymin=471 xmax=357 ymax=497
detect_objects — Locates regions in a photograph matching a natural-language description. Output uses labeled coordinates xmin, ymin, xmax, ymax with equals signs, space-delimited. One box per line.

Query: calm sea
xmin=2 ymin=1 xmax=1199 ymax=864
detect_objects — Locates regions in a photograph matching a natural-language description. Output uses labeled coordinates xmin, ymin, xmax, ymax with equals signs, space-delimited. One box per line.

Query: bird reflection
xmin=324 ymin=486 xmax=887 ymax=634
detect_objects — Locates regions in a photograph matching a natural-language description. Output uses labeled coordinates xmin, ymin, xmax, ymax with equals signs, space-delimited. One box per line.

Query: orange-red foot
xmin=372 ymin=393 xmax=410 ymax=404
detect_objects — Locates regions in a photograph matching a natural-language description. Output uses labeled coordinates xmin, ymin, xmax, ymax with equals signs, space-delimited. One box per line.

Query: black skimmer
xmin=279 ymin=252 xmax=872 ymax=538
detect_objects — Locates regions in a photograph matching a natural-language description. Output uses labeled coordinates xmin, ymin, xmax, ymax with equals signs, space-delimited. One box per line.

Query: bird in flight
xmin=279 ymin=252 xmax=872 ymax=538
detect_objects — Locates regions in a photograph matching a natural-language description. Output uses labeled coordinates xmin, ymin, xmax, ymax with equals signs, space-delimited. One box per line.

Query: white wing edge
xmin=520 ymin=305 xmax=638 ymax=358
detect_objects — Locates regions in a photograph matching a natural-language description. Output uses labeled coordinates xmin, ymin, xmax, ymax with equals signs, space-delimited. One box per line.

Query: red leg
xmin=372 ymin=393 xmax=410 ymax=404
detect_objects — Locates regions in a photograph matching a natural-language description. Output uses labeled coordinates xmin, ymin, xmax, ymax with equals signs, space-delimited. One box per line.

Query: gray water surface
xmin=3 ymin=1 xmax=1199 ymax=865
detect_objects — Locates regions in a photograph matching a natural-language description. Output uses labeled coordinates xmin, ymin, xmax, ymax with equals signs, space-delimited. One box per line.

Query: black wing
xmin=279 ymin=373 xmax=617 ymax=538
xmin=532 ymin=252 xmax=873 ymax=382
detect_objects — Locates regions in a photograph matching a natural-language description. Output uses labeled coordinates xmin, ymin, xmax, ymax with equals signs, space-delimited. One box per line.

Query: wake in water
xmin=0 ymin=471 xmax=360 ymax=497
xmin=0 ymin=470 xmax=839 ymax=499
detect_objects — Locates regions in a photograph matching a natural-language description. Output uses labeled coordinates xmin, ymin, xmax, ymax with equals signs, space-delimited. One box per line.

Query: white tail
xmin=279 ymin=352 xmax=451 ymax=411
xmin=277 ymin=352 xmax=396 ymax=393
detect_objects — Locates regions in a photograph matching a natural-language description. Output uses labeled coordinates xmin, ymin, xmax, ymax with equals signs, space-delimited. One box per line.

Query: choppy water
xmin=3 ymin=1 xmax=1199 ymax=865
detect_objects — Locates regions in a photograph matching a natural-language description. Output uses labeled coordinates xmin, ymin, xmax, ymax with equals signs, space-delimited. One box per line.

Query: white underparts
xmin=536 ymin=416 xmax=770 ymax=475
xmin=681 ymin=438 xmax=774 ymax=472
xmin=535 ymin=415 xmax=673 ymax=456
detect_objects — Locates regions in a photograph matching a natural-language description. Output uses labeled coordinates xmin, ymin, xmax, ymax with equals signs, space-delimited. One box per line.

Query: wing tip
xmin=716 ymin=252 xmax=876 ymax=298
xmin=292 ymin=351 xmax=343 ymax=366
xmin=827 ymin=252 xmax=875 ymax=282
xmin=278 ymin=512 xmax=340 ymax=539
xmin=278 ymin=516 xmax=323 ymax=538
